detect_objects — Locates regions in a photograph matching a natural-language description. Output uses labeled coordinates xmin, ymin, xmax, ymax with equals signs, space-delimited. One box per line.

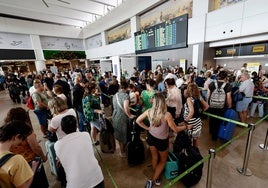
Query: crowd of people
xmin=1 ymin=62 xmax=268 ymax=188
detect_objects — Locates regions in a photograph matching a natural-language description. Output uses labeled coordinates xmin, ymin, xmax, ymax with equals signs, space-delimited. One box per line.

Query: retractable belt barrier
xmin=92 ymin=93 xmax=268 ymax=188
xmin=163 ymin=98 xmax=268 ymax=188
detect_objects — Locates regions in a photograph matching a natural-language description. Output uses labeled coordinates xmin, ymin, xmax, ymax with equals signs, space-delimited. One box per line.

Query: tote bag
xmin=164 ymin=151 xmax=179 ymax=179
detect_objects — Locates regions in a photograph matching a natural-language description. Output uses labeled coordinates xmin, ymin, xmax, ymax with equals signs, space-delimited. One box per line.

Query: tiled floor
xmin=1 ymin=90 xmax=268 ymax=188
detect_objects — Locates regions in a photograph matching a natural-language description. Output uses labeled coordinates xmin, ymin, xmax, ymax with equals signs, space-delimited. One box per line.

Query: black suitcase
xmin=173 ymin=131 xmax=203 ymax=187
xmin=126 ymin=118 xmax=145 ymax=166
xmin=99 ymin=115 xmax=116 ymax=153
xmin=178 ymin=145 xmax=203 ymax=187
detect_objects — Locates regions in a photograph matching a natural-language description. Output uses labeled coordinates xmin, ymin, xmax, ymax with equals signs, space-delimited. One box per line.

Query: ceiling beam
xmin=88 ymin=0 xmax=116 ymax=7
xmin=50 ymin=3 xmax=102 ymax=16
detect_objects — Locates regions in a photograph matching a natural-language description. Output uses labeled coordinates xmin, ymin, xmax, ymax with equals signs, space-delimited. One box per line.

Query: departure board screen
xmin=135 ymin=14 xmax=188 ymax=54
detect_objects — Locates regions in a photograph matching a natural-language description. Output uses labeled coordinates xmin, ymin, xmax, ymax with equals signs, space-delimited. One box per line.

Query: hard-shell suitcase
xmin=99 ymin=116 xmax=116 ymax=153
xmin=126 ymin=118 xmax=145 ymax=166
xmin=45 ymin=140 xmax=57 ymax=176
xmin=218 ymin=109 xmax=238 ymax=141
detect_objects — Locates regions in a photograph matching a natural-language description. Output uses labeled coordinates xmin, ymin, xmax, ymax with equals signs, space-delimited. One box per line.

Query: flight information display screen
xmin=135 ymin=14 xmax=188 ymax=54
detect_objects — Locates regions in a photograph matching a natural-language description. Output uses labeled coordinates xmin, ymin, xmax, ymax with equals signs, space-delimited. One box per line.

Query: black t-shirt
xmin=208 ymin=81 xmax=232 ymax=93
xmin=43 ymin=77 xmax=54 ymax=91
xmin=208 ymin=81 xmax=232 ymax=108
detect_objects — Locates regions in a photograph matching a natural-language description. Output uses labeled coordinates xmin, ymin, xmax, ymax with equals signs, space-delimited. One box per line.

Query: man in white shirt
xmin=54 ymin=115 xmax=104 ymax=188
xmin=236 ymin=72 xmax=254 ymax=123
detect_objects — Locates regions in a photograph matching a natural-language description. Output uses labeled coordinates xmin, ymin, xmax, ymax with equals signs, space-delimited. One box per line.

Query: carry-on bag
xmin=45 ymin=140 xmax=57 ymax=176
xmin=126 ymin=118 xmax=145 ymax=166
xmin=99 ymin=115 xmax=116 ymax=153
xmin=173 ymin=130 xmax=203 ymax=187
xmin=218 ymin=108 xmax=238 ymax=141
xmin=179 ymin=145 xmax=203 ymax=187
xmin=164 ymin=151 xmax=179 ymax=179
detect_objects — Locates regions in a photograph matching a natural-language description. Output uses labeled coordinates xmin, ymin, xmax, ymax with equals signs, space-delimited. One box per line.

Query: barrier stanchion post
xmin=206 ymin=149 xmax=215 ymax=188
xmin=259 ymin=128 xmax=268 ymax=150
xmin=236 ymin=123 xmax=254 ymax=176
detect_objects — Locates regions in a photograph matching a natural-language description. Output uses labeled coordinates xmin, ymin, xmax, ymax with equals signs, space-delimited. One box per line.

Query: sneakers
xmin=155 ymin=179 xmax=161 ymax=186
xmin=145 ymin=180 xmax=154 ymax=188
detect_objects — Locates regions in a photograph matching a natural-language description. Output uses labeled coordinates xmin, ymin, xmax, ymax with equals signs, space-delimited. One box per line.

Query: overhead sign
xmin=247 ymin=62 xmax=260 ymax=74
xmin=252 ymin=45 xmax=265 ymax=53
xmin=215 ymin=42 xmax=268 ymax=57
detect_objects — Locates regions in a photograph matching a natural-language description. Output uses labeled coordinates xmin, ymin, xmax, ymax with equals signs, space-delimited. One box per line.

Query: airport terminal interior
xmin=1 ymin=0 xmax=268 ymax=188
xmin=0 ymin=90 xmax=268 ymax=188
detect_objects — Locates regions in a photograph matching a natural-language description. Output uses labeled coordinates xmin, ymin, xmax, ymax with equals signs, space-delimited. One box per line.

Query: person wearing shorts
xmin=136 ymin=93 xmax=190 ymax=188
xmin=236 ymin=72 xmax=254 ymax=123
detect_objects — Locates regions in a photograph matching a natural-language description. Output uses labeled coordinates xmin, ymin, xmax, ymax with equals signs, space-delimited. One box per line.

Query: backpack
xmin=193 ymin=97 xmax=203 ymax=118
xmin=179 ymin=84 xmax=188 ymax=105
xmin=0 ymin=153 xmax=15 ymax=167
xmin=209 ymin=82 xmax=226 ymax=109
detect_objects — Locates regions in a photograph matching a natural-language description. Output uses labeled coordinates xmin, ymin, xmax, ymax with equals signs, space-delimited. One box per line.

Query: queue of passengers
xmin=1 ymin=62 xmax=268 ymax=188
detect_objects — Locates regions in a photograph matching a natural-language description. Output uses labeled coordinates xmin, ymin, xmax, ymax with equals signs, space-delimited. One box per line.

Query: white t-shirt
xmin=54 ymin=132 xmax=104 ymax=188
xmin=49 ymin=108 xmax=77 ymax=140
xmin=29 ymin=86 xmax=36 ymax=96
xmin=176 ymin=78 xmax=184 ymax=88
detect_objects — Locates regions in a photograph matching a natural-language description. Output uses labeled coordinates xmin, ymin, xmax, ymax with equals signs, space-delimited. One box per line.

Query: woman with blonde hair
xmin=136 ymin=93 xmax=190 ymax=188
xmin=48 ymin=97 xmax=77 ymax=140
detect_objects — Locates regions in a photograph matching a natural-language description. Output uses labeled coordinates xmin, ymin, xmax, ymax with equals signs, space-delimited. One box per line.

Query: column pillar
xmin=130 ymin=15 xmax=140 ymax=38
xmin=35 ymin=60 xmax=47 ymax=73
xmin=30 ymin=35 xmax=46 ymax=73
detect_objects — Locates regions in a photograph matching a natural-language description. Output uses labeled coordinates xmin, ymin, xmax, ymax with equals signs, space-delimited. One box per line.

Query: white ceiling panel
xmin=0 ymin=0 xmax=125 ymax=27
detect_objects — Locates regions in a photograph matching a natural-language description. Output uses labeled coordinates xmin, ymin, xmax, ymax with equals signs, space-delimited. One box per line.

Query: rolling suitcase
xmin=218 ymin=109 xmax=238 ymax=141
xmin=173 ymin=130 xmax=203 ymax=187
xmin=179 ymin=145 xmax=203 ymax=187
xmin=45 ymin=140 xmax=57 ymax=176
xmin=99 ymin=115 xmax=116 ymax=153
xmin=126 ymin=118 xmax=145 ymax=166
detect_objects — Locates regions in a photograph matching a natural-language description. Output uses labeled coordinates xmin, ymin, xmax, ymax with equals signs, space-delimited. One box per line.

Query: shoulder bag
xmin=0 ymin=153 xmax=15 ymax=167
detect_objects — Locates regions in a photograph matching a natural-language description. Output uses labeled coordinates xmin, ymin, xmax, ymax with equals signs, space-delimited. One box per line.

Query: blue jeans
xmin=250 ymin=102 xmax=264 ymax=117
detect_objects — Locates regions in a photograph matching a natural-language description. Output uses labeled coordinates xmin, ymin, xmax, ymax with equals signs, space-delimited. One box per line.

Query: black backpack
xmin=193 ymin=97 xmax=203 ymax=118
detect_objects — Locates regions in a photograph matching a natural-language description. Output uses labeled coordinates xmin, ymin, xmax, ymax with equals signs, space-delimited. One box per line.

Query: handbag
xmin=46 ymin=131 xmax=58 ymax=142
xmin=164 ymin=151 xmax=179 ymax=179
xmin=26 ymin=96 xmax=34 ymax=110
xmin=116 ymin=93 xmax=125 ymax=112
